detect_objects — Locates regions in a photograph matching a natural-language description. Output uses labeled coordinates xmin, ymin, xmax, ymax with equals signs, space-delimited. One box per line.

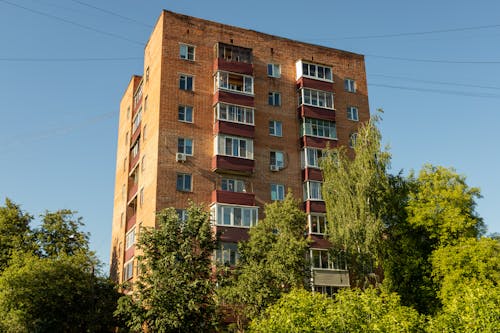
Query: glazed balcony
xmin=304 ymin=200 xmax=326 ymax=213
xmin=297 ymin=76 xmax=334 ymax=92
xmin=214 ymin=120 xmax=255 ymax=138
xmin=212 ymin=189 xmax=255 ymax=206
xmin=312 ymin=269 xmax=350 ymax=288
xmin=301 ymin=136 xmax=338 ymax=150
xmin=214 ymin=42 xmax=253 ymax=75
xmin=212 ymin=155 xmax=254 ymax=175
xmin=302 ymin=167 xmax=323 ymax=181
xmin=298 ymin=105 xmax=336 ymax=122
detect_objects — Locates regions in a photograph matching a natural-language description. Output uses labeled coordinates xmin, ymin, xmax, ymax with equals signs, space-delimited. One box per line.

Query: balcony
xmin=303 ymin=168 xmax=323 ymax=181
xmin=215 ymin=226 xmax=251 ymax=243
xmin=297 ymin=77 xmax=333 ymax=92
xmin=298 ymin=105 xmax=336 ymax=122
xmin=127 ymin=182 xmax=138 ymax=202
xmin=304 ymin=200 xmax=326 ymax=213
xmin=214 ymin=120 xmax=255 ymax=138
xmin=301 ymin=136 xmax=338 ymax=149
xmin=312 ymin=269 xmax=350 ymax=288
xmin=124 ymin=245 xmax=135 ymax=262
xmin=132 ymin=79 xmax=143 ymax=116
xmin=214 ymin=90 xmax=254 ymax=108
xmin=126 ymin=214 xmax=136 ymax=231
xmin=214 ymin=42 xmax=253 ymax=75
xmin=212 ymin=189 xmax=255 ymax=206
xmin=212 ymin=155 xmax=254 ymax=175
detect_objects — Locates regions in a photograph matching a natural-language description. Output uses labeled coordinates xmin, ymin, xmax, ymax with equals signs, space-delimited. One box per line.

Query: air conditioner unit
xmin=176 ymin=153 xmax=187 ymax=162
xmin=270 ymin=165 xmax=280 ymax=172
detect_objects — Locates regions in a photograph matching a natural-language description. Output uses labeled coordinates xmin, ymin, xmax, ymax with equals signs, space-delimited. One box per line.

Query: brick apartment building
xmin=110 ymin=10 xmax=369 ymax=295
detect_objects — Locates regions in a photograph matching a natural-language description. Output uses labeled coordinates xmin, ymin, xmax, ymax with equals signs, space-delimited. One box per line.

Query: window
xmin=311 ymin=249 xmax=347 ymax=270
xmin=297 ymin=61 xmax=333 ymax=82
xmin=349 ymin=133 xmax=357 ymax=148
xmin=123 ymin=259 xmax=134 ymax=280
xmin=125 ymin=229 xmax=135 ymax=249
xmin=270 ymin=151 xmax=284 ymax=169
xmin=134 ymin=81 xmax=143 ymax=106
xmin=215 ymin=242 xmax=239 ymax=266
xmin=145 ymin=67 xmax=149 ymax=82
xmin=212 ymin=204 xmax=258 ymax=227
xmin=125 ymin=132 xmax=129 ymax=146
xmin=299 ymin=88 xmax=334 ymax=109
xmin=309 ymin=214 xmax=327 ymax=235
xmin=271 ymin=184 xmax=285 ymax=201
xmin=132 ymin=107 xmax=142 ymax=132
xmin=144 ymin=96 xmax=148 ymax=113
xmin=304 ymin=181 xmax=323 ymax=200
xmin=303 ymin=147 xmax=323 ymax=168
xmin=179 ymin=44 xmax=195 ymax=61
xmin=269 ymin=120 xmax=282 ymax=136
xmin=179 ymin=74 xmax=193 ymax=91
xmin=126 ymin=106 xmax=130 ymax=119
xmin=120 ymin=212 xmax=124 ymax=228
xmin=142 ymin=124 xmax=147 ymax=141
xmin=176 ymin=173 xmax=192 ymax=192
xmin=215 ymin=71 xmax=253 ymax=94
xmin=178 ymin=105 xmax=193 ymax=122
xmin=139 ymin=188 xmax=144 ymax=206
xmin=215 ymin=103 xmax=254 ymax=125
xmin=177 ymin=138 xmax=193 ymax=155
xmin=301 ymin=118 xmax=337 ymax=139
xmin=130 ymin=139 xmax=140 ymax=159
xmin=141 ymin=156 xmax=145 ymax=173
xmin=217 ymin=43 xmax=252 ymax=63
xmin=268 ymin=92 xmax=281 ymax=106
xmin=344 ymin=79 xmax=356 ymax=92
xmin=176 ymin=209 xmax=188 ymax=222
xmin=221 ymin=179 xmax=246 ymax=192
xmin=215 ymin=135 xmax=254 ymax=159
xmin=347 ymin=106 xmax=359 ymax=121
xmin=267 ymin=63 xmax=281 ymax=78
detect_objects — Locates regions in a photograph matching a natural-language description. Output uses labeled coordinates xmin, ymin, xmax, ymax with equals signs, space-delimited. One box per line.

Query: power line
xmin=370 ymin=74 xmax=500 ymax=90
xmin=369 ymin=83 xmax=500 ymax=99
xmin=310 ymin=23 xmax=500 ymax=41
xmin=365 ymin=53 xmax=500 ymax=64
xmin=0 ymin=57 xmax=142 ymax=62
xmin=69 ymin=0 xmax=152 ymax=28
xmin=0 ymin=0 xmax=143 ymax=46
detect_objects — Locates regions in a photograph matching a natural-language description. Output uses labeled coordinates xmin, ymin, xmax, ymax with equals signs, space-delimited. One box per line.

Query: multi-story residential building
xmin=110 ymin=10 xmax=369 ymax=295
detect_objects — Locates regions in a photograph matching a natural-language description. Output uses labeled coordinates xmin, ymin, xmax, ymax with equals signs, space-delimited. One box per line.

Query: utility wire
xmin=0 ymin=0 xmax=143 ymax=46
xmin=365 ymin=53 xmax=500 ymax=64
xmin=369 ymin=83 xmax=500 ymax=99
xmin=69 ymin=0 xmax=152 ymax=28
xmin=370 ymin=74 xmax=500 ymax=91
xmin=0 ymin=57 xmax=142 ymax=62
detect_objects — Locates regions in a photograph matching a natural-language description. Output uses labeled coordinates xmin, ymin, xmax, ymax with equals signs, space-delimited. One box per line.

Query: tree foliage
xmin=115 ymin=204 xmax=218 ymax=333
xmin=321 ymin=116 xmax=390 ymax=285
xmin=219 ymin=192 xmax=309 ymax=329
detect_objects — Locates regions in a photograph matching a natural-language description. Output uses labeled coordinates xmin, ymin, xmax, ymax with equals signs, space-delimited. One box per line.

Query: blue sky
xmin=1 ymin=0 xmax=499 ymax=270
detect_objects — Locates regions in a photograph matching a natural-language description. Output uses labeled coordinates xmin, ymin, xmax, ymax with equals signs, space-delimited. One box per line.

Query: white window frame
xmin=179 ymin=43 xmax=195 ymax=61
xmin=214 ymin=242 xmax=239 ymax=266
xmin=221 ymin=178 xmax=246 ymax=192
xmin=296 ymin=60 xmax=333 ymax=82
xmin=215 ymin=103 xmax=254 ymax=125
xmin=132 ymin=107 xmax=142 ymax=132
xmin=179 ymin=74 xmax=194 ymax=91
xmin=268 ymin=91 xmax=281 ymax=106
xmin=215 ymin=135 xmax=254 ymax=159
xmin=269 ymin=120 xmax=282 ymax=137
xmin=270 ymin=151 xmax=285 ymax=169
xmin=267 ymin=63 xmax=281 ymax=78
xmin=177 ymin=137 xmax=193 ymax=155
xmin=131 ymin=139 xmax=140 ymax=159
xmin=215 ymin=71 xmax=254 ymax=95
xmin=123 ymin=259 xmax=134 ymax=280
xmin=176 ymin=209 xmax=188 ymax=222
xmin=304 ymin=181 xmax=323 ymax=201
xmin=302 ymin=147 xmax=323 ymax=169
xmin=211 ymin=203 xmax=259 ymax=228
xmin=271 ymin=183 xmax=285 ymax=201
xmin=176 ymin=173 xmax=192 ymax=192
xmin=299 ymin=88 xmax=334 ymax=110
xmin=344 ymin=78 xmax=356 ymax=92
xmin=311 ymin=249 xmax=347 ymax=270
xmin=349 ymin=133 xmax=358 ymax=148
xmin=301 ymin=118 xmax=337 ymax=140
xmin=309 ymin=214 xmax=327 ymax=235
xmin=125 ymin=228 xmax=135 ymax=249
xmin=178 ymin=105 xmax=193 ymax=123
xmin=347 ymin=106 xmax=359 ymax=121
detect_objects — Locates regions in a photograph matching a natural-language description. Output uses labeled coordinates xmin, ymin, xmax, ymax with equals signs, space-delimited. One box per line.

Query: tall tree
xmin=321 ymin=115 xmax=390 ymax=286
xmin=220 ymin=192 xmax=309 ymax=330
xmin=406 ymin=164 xmax=485 ymax=246
xmin=0 ymin=198 xmax=34 ymax=272
xmin=115 ymin=204 xmax=218 ymax=333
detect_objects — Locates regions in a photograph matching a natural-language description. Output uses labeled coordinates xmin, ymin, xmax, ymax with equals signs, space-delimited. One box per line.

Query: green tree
xmin=406 ymin=165 xmax=485 ymax=247
xmin=0 ymin=198 xmax=34 ymax=272
xmin=115 ymin=204 xmax=218 ymax=333
xmin=321 ymin=116 xmax=390 ymax=286
xmin=220 ymin=192 xmax=309 ymax=330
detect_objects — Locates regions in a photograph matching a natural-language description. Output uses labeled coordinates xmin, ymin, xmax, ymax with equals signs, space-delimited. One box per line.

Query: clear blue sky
xmin=1 ymin=0 xmax=499 ymax=270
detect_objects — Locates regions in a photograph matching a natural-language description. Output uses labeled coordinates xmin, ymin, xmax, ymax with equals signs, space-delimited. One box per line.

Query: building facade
xmin=110 ymin=10 xmax=370 ymax=294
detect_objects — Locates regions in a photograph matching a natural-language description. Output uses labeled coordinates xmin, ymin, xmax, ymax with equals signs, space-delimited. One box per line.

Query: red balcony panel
xmin=212 ymin=155 xmax=254 ymax=175
xmin=304 ymin=200 xmax=326 ymax=213
xmin=297 ymin=77 xmax=334 ymax=92
xmin=302 ymin=168 xmax=323 ymax=181
xmin=212 ymin=190 xmax=255 ymax=206
xmin=309 ymin=234 xmax=331 ymax=249
xmin=299 ymin=105 xmax=336 ymax=122
xmin=215 ymin=226 xmax=250 ymax=243
xmin=301 ymin=136 xmax=338 ymax=149
xmin=214 ymin=58 xmax=253 ymax=76
xmin=133 ymin=100 xmax=142 ymax=117
xmin=214 ymin=120 xmax=255 ymax=138
xmin=124 ymin=246 xmax=135 ymax=262
xmin=128 ymin=183 xmax=138 ymax=201
xmin=129 ymin=152 xmax=140 ymax=170
xmin=130 ymin=123 xmax=141 ymax=144
xmin=214 ymin=90 xmax=254 ymax=108
xmin=126 ymin=214 xmax=136 ymax=231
